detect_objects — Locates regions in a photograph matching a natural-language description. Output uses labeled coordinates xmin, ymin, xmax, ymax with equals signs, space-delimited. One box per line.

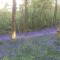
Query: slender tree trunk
xmin=24 ymin=0 xmax=29 ymax=32
xmin=54 ymin=0 xmax=60 ymax=32
xmin=11 ymin=0 xmax=16 ymax=40
xmin=53 ymin=0 xmax=57 ymax=24
xmin=54 ymin=0 xmax=60 ymax=35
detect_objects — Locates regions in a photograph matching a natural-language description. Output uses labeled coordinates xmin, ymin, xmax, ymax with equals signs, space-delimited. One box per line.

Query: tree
xmin=30 ymin=0 xmax=53 ymax=30
xmin=53 ymin=0 xmax=58 ymax=26
xmin=53 ymin=0 xmax=59 ymax=31
xmin=24 ymin=0 xmax=29 ymax=32
xmin=56 ymin=0 xmax=60 ymax=33
xmin=18 ymin=0 xmax=29 ymax=32
xmin=11 ymin=0 xmax=16 ymax=40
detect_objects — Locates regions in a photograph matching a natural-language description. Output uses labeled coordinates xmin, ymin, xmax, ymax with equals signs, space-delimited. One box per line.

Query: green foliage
xmin=0 ymin=11 xmax=11 ymax=34
xmin=3 ymin=56 xmax=9 ymax=60
xmin=0 ymin=0 xmax=60 ymax=33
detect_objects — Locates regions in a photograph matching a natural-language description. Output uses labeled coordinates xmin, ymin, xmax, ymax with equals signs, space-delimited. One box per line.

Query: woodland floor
xmin=0 ymin=28 xmax=60 ymax=60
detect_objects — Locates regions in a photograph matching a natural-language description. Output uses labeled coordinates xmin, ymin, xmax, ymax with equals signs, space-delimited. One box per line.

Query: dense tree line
xmin=0 ymin=0 xmax=60 ymax=34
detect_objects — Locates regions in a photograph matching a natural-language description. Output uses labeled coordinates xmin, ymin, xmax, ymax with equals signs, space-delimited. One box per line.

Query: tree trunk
xmin=53 ymin=0 xmax=57 ymax=25
xmin=11 ymin=0 xmax=16 ymax=40
xmin=24 ymin=0 xmax=29 ymax=32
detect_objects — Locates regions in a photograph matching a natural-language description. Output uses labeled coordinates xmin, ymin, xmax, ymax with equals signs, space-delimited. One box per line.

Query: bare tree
xmin=11 ymin=0 xmax=16 ymax=40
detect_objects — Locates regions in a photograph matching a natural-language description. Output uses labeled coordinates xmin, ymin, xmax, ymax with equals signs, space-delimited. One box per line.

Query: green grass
xmin=3 ymin=56 xmax=9 ymax=60
xmin=0 ymin=41 xmax=4 ymax=45
xmin=0 ymin=34 xmax=60 ymax=60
